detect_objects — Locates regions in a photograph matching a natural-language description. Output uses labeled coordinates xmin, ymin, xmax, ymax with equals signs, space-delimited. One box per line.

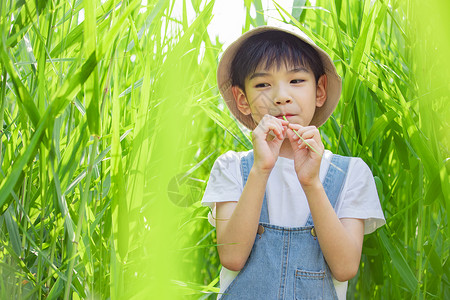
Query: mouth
xmin=275 ymin=114 xmax=295 ymax=120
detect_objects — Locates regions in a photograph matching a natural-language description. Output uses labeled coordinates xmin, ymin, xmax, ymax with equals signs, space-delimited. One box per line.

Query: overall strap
xmin=240 ymin=151 xmax=270 ymax=223
xmin=305 ymin=154 xmax=351 ymax=226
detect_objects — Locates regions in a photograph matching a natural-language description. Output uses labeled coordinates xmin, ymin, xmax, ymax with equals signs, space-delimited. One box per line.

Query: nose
xmin=274 ymin=97 xmax=292 ymax=105
xmin=273 ymin=85 xmax=292 ymax=105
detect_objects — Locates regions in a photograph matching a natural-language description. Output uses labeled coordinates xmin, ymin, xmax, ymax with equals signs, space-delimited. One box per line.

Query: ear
xmin=231 ymin=86 xmax=252 ymax=115
xmin=316 ymin=74 xmax=327 ymax=108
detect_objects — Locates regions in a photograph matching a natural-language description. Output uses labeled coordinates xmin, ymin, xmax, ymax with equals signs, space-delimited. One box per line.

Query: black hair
xmin=230 ymin=30 xmax=325 ymax=92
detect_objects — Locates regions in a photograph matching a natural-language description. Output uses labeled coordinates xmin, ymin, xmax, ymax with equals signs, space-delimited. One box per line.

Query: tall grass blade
xmin=83 ymin=0 xmax=100 ymax=136
xmin=0 ymin=0 xmax=448 ymax=298
xmin=379 ymin=229 xmax=418 ymax=293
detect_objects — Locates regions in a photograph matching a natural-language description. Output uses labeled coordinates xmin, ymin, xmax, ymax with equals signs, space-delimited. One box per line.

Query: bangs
xmin=231 ymin=30 xmax=324 ymax=91
xmin=255 ymin=46 xmax=310 ymax=72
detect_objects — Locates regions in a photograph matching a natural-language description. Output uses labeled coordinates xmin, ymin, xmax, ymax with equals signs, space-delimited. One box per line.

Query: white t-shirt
xmin=201 ymin=150 xmax=386 ymax=299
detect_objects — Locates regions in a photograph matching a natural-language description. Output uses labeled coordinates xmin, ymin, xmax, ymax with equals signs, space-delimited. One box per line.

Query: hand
xmin=252 ymin=115 xmax=288 ymax=173
xmin=286 ymin=124 xmax=324 ymax=186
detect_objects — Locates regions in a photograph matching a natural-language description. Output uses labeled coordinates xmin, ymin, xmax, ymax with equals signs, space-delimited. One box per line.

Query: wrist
xmin=300 ymin=178 xmax=322 ymax=193
xmin=250 ymin=165 xmax=272 ymax=178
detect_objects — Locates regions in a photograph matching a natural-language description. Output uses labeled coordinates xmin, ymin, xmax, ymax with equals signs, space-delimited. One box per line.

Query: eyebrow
xmin=249 ymin=67 xmax=310 ymax=80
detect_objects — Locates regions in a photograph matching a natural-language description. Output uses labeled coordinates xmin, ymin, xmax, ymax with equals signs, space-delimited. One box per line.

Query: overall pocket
xmin=294 ymin=269 xmax=325 ymax=300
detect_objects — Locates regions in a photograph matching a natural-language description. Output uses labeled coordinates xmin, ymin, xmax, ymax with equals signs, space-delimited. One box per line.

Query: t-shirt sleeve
xmin=336 ymin=157 xmax=386 ymax=234
xmin=201 ymin=151 xmax=244 ymax=227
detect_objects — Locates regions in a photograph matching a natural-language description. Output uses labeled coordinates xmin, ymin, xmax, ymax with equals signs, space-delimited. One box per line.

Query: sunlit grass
xmin=0 ymin=0 xmax=448 ymax=299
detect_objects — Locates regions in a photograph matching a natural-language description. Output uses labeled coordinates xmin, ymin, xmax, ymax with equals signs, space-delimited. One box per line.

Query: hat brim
xmin=217 ymin=24 xmax=342 ymax=130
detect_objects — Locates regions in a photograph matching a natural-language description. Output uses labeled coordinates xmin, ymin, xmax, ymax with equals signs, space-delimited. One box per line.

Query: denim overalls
xmin=220 ymin=151 xmax=350 ymax=300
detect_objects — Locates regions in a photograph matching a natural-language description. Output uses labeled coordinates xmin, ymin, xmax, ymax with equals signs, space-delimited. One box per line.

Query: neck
xmin=278 ymin=139 xmax=294 ymax=159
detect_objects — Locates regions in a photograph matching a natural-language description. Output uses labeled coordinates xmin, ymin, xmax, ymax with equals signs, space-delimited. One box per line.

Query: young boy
xmin=202 ymin=24 xmax=385 ymax=299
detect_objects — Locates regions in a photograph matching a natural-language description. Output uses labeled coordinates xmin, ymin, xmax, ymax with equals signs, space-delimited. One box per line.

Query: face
xmin=233 ymin=62 xmax=327 ymax=127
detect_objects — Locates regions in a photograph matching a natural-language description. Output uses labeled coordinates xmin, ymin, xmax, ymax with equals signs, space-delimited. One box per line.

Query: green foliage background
xmin=0 ymin=0 xmax=448 ymax=299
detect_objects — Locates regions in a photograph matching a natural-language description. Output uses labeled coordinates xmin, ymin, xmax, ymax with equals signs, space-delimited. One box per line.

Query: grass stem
xmin=63 ymin=137 xmax=99 ymax=300
xmin=283 ymin=116 xmax=344 ymax=173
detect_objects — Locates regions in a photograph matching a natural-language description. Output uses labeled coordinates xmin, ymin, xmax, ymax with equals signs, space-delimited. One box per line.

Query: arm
xmin=216 ymin=167 xmax=270 ymax=271
xmin=216 ymin=115 xmax=288 ymax=271
xmin=287 ymin=124 xmax=364 ymax=281
xmin=303 ymin=183 xmax=364 ymax=281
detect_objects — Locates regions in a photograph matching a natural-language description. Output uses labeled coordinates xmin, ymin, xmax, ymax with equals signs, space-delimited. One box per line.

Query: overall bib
xmin=221 ymin=151 xmax=350 ymax=300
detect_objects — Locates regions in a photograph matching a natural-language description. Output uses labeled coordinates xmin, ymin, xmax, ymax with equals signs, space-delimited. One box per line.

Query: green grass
xmin=0 ymin=0 xmax=449 ymax=299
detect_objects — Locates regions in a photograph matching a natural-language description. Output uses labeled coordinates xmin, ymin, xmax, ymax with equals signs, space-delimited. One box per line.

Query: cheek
xmin=303 ymin=90 xmax=318 ymax=107
xmin=249 ymin=91 xmax=272 ymax=109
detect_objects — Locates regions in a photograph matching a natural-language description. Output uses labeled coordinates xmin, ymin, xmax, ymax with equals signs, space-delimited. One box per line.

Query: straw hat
xmin=217 ymin=24 xmax=342 ymax=130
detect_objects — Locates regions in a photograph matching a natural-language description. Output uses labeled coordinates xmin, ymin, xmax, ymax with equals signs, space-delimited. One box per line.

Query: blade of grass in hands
xmin=283 ymin=115 xmax=323 ymax=156
xmin=1 ymin=0 xmax=447 ymax=298
xmin=283 ymin=116 xmax=344 ymax=173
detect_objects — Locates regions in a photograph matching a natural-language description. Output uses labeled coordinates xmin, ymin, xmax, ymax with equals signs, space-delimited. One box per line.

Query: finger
xmin=289 ymin=127 xmax=308 ymax=145
xmin=264 ymin=114 xmax=289 ymax=129
xmin=266 ymin=116 xmax=288 ymax=140
xmin=279 ymin=119 xmax=289 ymax=126
xmin=290 ymin=129 xmax=301 ymax=142
xmin=298 ymin=130 xmax=315 ymax=141
xmin=266 ymin=115 xmax=289 ymax=131
xmin=286 ymin=128 xmax=295 ymax=142
xmin=287 ymin=126 xmax=320 ymax=148
xmin=257 ymin=116 xmax=284 ymax=140
xmin=298 ymin=138 xmax=324 ymax=156
xmin=287 ymin=124 xmax=305 ymax=141
xmin=266 ymin=122 xmax=283 ymax=140
xmin=290 ymin=125 xmax=321 ymax=143
xmin=287 ymin=128 xmax=299 ymax=142
xmin=287 ymin=128 xmax=305 ymax=151
xmin=301 ymin=128 xmax=322 ymax=148
xmin=287 ymin=123 xmax=303 ymax=132
xmin=289 ymin=124 xmax=316 ymax=135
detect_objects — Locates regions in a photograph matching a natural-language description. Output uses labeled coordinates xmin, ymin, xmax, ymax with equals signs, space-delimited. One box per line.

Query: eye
xmin=255 ymin=83 xmax=270 ymax=88
xmin=290 ymin=79 xmax=305 ymax=84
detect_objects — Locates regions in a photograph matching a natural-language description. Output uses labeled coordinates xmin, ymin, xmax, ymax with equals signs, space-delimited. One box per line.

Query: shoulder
xmin=324 ymin=151 xmax=373 ymax=177
xmin=328 ymin=153 xmax=376 ymax=190
xmin=202 ymin=151 xmax=251 ymax=226
xmin=346 ymin=156 xmax=376 ymax=186
xmin=348 ymin=156 xmax=372 ymax=172
xmin=208 ymin=150 xmax=253 ymax=184
xmin=330 ymin=153 xmax=385 ymax=234
xmin=219 ymin=150 xmax=252 ymax=160
xmin=212 ymin=150 xmax=252 ymax=169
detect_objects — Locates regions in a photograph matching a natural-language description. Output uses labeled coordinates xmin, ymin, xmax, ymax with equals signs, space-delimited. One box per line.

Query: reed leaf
xmin=0 ymin=0 xmax=448 ymax=299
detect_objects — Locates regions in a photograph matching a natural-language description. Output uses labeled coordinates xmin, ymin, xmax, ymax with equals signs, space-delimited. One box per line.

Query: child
xmin=202 ymin=24 xmax=385 ymax=299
